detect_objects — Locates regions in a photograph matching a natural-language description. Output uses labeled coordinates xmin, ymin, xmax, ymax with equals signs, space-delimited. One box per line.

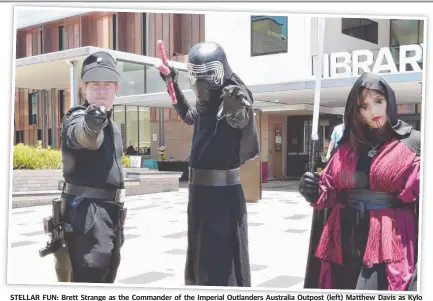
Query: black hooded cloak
xmin=303 ymin=72 xmax=420 ymax=290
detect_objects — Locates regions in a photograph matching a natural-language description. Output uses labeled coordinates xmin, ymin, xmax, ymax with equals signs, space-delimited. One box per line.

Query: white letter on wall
xmin=352 ymin=49 xmax=374 ymax=76
xmin=399 ymin=44 xmax=423 ymax=72
xmin=372 ymin=47 xmax=398 ymax=74
xmin=330 ymin=52 xmax=352 ymax=78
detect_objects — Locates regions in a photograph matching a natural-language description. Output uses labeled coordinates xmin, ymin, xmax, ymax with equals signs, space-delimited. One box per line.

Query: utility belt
xmin=344 ymin=189 xmax=407 ymax=213
xmin=39 ymin=183 xmax=127 ymax=258
xmin=189 ymin=167 xmax=241 ymax=186
xmin=63 ymin=183 xmax=126 ymax=203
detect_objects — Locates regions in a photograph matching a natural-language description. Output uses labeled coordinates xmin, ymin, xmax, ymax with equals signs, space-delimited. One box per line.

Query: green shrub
xmin=13 ymin=141 xmax=62 ymax=170
xmin=13 ymin=141 xmax=132 ymax=169
xmin=122 ymin=153 xmax=131 ymax=168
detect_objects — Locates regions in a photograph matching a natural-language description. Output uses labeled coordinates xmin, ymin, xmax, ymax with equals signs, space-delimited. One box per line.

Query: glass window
xmin=397 ymin=104 xmax=417 ymax=114
xmin=28 ymin=92 xmax=37 ymax=125
xmin=58 ymin=25 xmax=65 ymax=51
xmin=390 ymin=19 xmax=424 ymax=69
xmin=390 ymin=19 xmax=420 ymax=47
xmin=419 ymin=20 xmax=424 ymax=43
xmin=126 ymin=106 xmax=139 ymax=154
xmin=251 ymin=15 xmax=288 ymax=56
xmin=113 ymin=105 xmax=126 ymax=150
xmin=138 ymin=107 xmax=151 ymax=155
xmin=117 ymin=60 xmax=145 ymax=96
xmin=145 ymin=65 xmax=191 ymax=94
xmin=342 ymin=18 xmax=378 ymax=44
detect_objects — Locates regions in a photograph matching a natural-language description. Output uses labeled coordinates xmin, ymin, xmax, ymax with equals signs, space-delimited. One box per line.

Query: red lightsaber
xmin=157 ymin=40 xmax=177 ymax=105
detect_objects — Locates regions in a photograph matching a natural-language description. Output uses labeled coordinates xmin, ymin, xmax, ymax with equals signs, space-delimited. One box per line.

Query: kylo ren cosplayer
xmin=158 ymin=41 xmax=260 ymax=286
xmin=300 ymin=72 xmax=420 ymax=291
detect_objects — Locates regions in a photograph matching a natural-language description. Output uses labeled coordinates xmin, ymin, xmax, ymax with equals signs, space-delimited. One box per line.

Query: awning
xmin=114 ymin=71 xmax=423 ymax=110
xmin=15 ymin=46 xmax=188 ymax=90
xmin=15 ymin=47 xmax=423 ymax=112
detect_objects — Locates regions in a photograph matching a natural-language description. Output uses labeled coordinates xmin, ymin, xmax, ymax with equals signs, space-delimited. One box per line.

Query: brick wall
xmin=151 ymin=110 xmax=289 ymax=178
xmin=150 ymin=116 xmax=193 ymax=161
xmin=15 ymin=11 xmax=206 ymax=149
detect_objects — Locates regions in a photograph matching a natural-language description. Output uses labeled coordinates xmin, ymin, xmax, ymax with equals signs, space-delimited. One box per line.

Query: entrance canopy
xmin=115 ymin=71 xmax=423 ymax=112
xmin=15 ymin=47 xmax=423 ymax=113
xmin=15 ymin=46 xmax=189 ymax=91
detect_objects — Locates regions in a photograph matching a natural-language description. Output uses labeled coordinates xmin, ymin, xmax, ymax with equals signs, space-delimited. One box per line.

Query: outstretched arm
xmin=64 ymin=105 xmax=108 ymax=150
xmin=218 ymin=85 xmax=253 ymax=130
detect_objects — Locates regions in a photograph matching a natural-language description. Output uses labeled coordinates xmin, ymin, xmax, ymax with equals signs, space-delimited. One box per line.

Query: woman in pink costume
xmin=300 ymin=72 xmax=420 ymax=291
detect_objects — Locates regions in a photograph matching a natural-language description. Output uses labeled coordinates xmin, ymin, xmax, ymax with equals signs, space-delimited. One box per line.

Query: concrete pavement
xmin=7 ymin=182 xmax=312 ymax=290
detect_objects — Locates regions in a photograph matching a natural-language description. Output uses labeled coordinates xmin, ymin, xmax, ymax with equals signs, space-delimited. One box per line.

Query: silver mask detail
xmin=187 ymin=61 xmax=225 ymax=88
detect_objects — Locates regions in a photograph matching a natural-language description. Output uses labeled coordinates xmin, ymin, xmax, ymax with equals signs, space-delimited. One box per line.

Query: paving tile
xmin=118 ymin=272 xmax=172 ymax=284
xmin=130 ymin=205 xmax=158 ymax=210
xmin=285 ymin=214 xmax=309 ymax=220
xmin=21 ymin=230 xmax=45 ymax=236
xmin=12 ymin=210 xmax=35 ymax=215
xmin=124 ymin=234 xmax=141 ymax=240
xmin=251 ymin=264 xmax=267 ymax=271
xmin=164 ymin=249 xmax=186 ymax=255
xmin=163 ymin=231 xmax=187 ymax=239
xmin=257 ymin=275 xmax=304 ymax=288
xmin=11 ymin=241 xmax=37 ymax=248
xmin=285 ymin=229 xmax=308 ymax=234
xmin=8 ymin=183 xmax=312 ymax=287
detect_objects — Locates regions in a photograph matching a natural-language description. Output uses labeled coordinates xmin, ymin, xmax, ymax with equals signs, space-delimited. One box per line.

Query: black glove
xmin=84 ymin=104 xmax=108 ymax=133
xmin=159 ymin=65 xmax=179 ymax=84
xmin=299 ymin=172 xmax=320 ymax=203
xmin=217 ymin=85 xmax=252 ymax=119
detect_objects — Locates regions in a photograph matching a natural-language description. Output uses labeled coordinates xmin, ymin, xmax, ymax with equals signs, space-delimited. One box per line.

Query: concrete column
xmin=67 ymin=60 xmax=78 ymax=108
xmin=158 ymin=108 xmax=165 ymax=147
xmin=51 ymin=88 xmax=56 ymax=148
xmin=40 ymin=90 xmax=46 ymax=148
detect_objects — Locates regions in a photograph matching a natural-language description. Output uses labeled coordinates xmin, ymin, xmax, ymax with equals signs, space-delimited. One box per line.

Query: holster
xmin=39 ymin=197 xmax=71 ymax=257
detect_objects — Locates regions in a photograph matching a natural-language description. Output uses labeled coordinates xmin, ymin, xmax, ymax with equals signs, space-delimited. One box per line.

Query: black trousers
xmin=63 ymin=193 xmax=124 ymax=283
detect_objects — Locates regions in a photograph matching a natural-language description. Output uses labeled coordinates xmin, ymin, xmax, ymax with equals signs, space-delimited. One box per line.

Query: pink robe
xmin=312 ymin=138 xmax=419 ymax=291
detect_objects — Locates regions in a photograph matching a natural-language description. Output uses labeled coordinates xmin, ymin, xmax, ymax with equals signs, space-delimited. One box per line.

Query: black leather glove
xmin=217 ymin=85 xmax=252 ymax=119
xmin=159 ymin=65 xmax=179 ymax=84
xmin=299 ymin=172 xmax=320 ymax=203
xmin=84 ymin=104 xmax=108 ymax=133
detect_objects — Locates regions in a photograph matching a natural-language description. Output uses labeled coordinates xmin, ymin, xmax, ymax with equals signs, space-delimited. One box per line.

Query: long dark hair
xmin=346 ymin=87 xmax=388 ymax=150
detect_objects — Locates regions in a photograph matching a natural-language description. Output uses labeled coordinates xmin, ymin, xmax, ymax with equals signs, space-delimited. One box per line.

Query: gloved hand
xmin=159 ymin=64 xmax=179 ymax=84
xmin=217 ymin=85 xmax=252 ymax=120
xmin=299 ymin=172 xmax=320 ymax=203
xmin=84 ymin=104 xmax=108 ymax=133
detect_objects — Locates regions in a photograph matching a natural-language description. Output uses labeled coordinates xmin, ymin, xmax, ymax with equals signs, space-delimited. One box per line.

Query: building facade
xmin=14 ymin=10 xmax=425 ymax=179
xmin=14 ymin=10 xmax=205 ymax=153
xmin=150 ymin=14 xmax=424 ymax=178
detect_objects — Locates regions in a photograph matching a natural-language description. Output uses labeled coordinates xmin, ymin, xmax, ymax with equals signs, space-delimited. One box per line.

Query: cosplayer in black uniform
xmin=59 ymin=51 xmax=126 ymax=283
xmin=159 ymin=41 xmax=260 ymax=286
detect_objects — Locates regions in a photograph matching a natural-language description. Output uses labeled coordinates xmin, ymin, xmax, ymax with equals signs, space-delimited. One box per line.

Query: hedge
xmin=13 ymin=141 xmax=131 ymax=169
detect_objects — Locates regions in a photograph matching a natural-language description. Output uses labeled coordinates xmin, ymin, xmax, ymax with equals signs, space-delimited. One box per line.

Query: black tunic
xmin=173 ymin=83 xmax=258 ymax=287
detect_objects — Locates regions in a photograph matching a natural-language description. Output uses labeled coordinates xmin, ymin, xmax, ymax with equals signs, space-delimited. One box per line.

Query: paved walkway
xmin=8 ymin=181 xmax=312 ymax=289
